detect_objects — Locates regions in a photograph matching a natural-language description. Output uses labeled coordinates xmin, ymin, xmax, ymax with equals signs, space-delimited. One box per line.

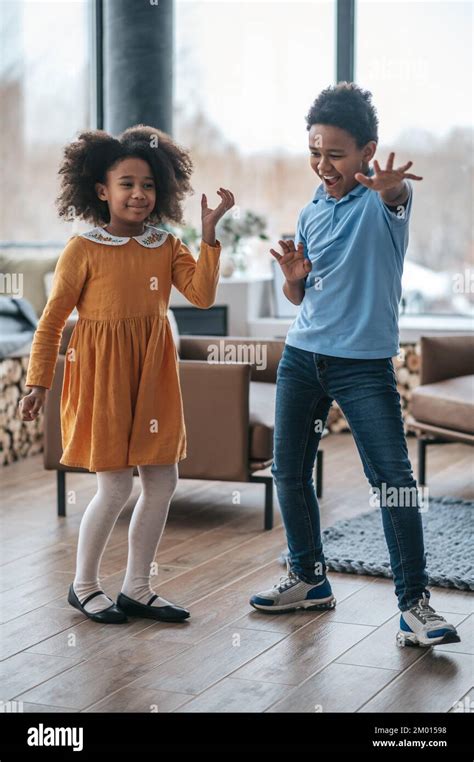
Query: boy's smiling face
xmin=308 ymin=124 xmax=376 ymax=200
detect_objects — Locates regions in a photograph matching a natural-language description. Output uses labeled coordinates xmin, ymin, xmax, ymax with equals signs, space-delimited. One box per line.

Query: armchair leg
xmin=418 ymin=437 xmax=427 ymax=486
xmin=248 ymin=474 xmax=274 ymax=530
xmin=57 ymin=470 xmax=66 ymax=517
xmin=316 ymin=450 xmax=324 ymax=498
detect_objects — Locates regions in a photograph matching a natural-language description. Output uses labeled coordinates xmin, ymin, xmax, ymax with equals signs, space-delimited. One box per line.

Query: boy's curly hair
xmin=305 ymin=82 xmax=379 ymax=148
xmin=56 ymin=125 xmax=194 ymax=226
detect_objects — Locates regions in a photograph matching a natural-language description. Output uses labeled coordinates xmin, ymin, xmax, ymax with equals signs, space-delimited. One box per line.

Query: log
xmin=396 ymin=367 xmax=410 ymax=385
xmin=406 ymin=352 xmax=420 ymax=372
xmin=408 ymin=373 xmax=421 ymax=389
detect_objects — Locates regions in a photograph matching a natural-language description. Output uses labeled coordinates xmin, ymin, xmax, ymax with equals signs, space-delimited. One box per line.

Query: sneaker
xmin=250 ymin=559 xmax=336 ymax=614
xmin=396 ymin=593 xmax=461 ymax=647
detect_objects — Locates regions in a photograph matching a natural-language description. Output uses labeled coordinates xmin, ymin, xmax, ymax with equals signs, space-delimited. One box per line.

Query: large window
xmin=3 ymin=0 xmax=472 ymax=318
xmin=355 ymin=0 xmax=473 ymax=317
xmin=174 ymin=0 xmax=336 ymax=267
xmin=0 ymin=0 xmax=91 ymax=243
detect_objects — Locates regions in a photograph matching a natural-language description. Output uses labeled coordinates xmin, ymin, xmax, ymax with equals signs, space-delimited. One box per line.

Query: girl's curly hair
xmin=56 ymin=125 xmax=194 ymax=226
xmin=305 ymin=82 xmax=379 ymax=148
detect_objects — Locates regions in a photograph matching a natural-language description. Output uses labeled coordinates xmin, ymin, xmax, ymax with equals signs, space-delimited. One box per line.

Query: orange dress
xmin=25 ymin=225 xmax=221 ymax=471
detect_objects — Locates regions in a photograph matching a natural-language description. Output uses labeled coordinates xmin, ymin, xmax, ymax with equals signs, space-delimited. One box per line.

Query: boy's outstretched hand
xmin=270 ymin=239 xmax=312 ymax=282
xmin=354 ymin=152 xmax=422 ymax=200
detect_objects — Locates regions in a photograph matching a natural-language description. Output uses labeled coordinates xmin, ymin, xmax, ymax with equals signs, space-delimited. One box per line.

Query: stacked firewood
xmin=0 ymin=357 xmax=44 ymax=466
xmin=326 ymin=342 xmax=420 ymax=435
xmin=392 ymin=343 xmax=421 ymax=428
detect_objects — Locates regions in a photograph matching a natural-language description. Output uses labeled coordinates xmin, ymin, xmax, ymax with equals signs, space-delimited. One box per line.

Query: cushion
xmin=410 ymin=375 xmax=474 ymax=435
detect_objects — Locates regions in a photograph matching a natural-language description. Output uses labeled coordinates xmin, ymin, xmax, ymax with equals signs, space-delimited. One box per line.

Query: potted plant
xmin=216 ymin=210 xmax=269 ymax=275
xmin=160 ymin=221 xmax=200 ymax=249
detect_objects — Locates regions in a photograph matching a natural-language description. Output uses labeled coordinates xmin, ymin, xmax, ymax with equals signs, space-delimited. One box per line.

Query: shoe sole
xmin=250 ymin=597 xmax=336 ymax=614
xmin=117 ymin=595 xmax=190 ymax=622
xmin=120 ymin=607 xmax=190 ymax=622
xmin=396 ymin=630 xmax=461 ymax=648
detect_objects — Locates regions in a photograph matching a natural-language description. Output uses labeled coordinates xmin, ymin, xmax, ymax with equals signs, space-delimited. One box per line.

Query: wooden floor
xmin=1 ymin=433 xmax=472 ymax=714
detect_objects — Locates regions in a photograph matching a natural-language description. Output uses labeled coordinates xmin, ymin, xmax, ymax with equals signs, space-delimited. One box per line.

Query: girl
xmin=18 ymin=125 xmax=235 ymax=624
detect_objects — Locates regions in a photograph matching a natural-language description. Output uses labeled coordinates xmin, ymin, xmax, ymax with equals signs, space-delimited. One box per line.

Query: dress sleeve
xmin=170 ymin=234 xmax=221 ymax=308
xmin=25 ymin=236 xmax=88 ymax=390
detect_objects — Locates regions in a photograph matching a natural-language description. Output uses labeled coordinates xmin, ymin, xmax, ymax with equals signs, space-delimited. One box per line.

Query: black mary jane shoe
xmin=68 ymin=584 xmax=128 ymax=624
xmin=117 ymin=592 xmax=190 ymax=622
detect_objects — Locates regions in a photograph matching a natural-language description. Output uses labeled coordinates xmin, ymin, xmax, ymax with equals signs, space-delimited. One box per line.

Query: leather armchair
xmin=406 ymin=334 xmax=474 ymax=484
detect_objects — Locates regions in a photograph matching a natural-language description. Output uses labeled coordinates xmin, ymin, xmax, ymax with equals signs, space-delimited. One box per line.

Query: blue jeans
xmin=271 ymin=343 xmax=430 ymax=612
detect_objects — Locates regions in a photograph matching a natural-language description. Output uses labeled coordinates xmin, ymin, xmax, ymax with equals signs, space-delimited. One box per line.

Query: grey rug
xmin=279 ymin=496 xmax=474 ymax=591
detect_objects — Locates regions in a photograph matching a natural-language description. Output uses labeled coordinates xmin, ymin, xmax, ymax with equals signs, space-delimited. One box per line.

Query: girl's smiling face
xmin=308 ymin=123 xmax=376 ymax=200
xmin=95 ymin=156 xmax=157 ymax=230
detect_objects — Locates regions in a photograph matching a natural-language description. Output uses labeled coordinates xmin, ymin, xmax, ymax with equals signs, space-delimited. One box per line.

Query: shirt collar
xmin=313 ymin=165 xmax=375 ymax=204
xmin=80 ymin=224 xmax=169 ymax=248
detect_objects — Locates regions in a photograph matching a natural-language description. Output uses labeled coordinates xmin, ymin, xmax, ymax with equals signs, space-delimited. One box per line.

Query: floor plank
xmin=14 ymin=636 xmax=190 ymax=710
xmin=358 ymin=652 xmax=473 ymax=713
xmin=231 ymin=617 xmax=375 ymax=685
xmin=122 ymin=626 xmax=285 ymax=697
xmin=266 ymin=662 xmax=397 ymax=713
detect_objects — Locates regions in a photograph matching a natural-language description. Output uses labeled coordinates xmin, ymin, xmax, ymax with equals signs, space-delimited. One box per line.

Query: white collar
xmin=80 ymin=224 xmax=169 ymax=248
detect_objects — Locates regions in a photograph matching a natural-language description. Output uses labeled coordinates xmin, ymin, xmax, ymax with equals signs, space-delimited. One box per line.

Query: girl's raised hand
xmin=270 ymin=239 xmax=312 ymax=282
xmin=201 ymin=188 xmax=235 ymax=228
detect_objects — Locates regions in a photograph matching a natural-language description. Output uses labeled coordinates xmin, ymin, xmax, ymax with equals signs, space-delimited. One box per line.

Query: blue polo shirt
xmin=285 ymin=165 xmax=413 ymax=359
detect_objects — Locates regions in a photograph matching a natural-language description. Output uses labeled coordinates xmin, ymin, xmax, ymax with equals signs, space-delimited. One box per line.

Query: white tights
xmin=72 ymin=464 xmax=178 ymax=613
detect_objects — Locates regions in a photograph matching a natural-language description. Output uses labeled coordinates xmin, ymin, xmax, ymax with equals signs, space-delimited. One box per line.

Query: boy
xmin=250 ymin=83 xmax=460 ymax=648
